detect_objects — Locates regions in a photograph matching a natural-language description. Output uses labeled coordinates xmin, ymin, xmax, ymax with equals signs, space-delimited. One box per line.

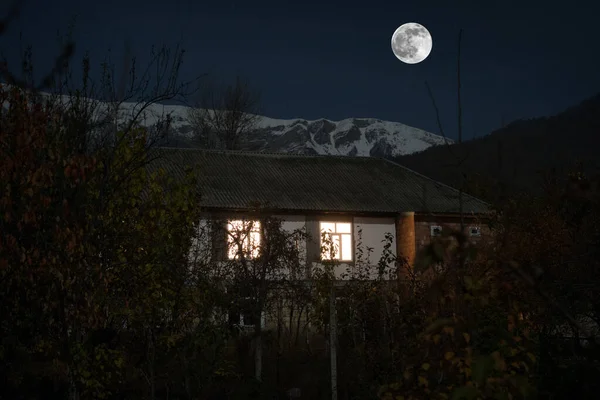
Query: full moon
xmin=391 ymin=22 xmax=433 ymax=64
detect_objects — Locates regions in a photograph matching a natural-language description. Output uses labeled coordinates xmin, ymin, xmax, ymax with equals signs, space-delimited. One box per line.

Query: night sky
xmin=2 ymin=0 xmax=599 ymax=141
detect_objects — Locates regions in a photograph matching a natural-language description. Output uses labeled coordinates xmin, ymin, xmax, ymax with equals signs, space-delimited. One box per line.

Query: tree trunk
xmin=254 ymin=316 xmax=263 ymax=382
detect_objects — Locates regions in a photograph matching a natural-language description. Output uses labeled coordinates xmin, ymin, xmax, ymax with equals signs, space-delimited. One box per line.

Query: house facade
xmin=152 ymin=148 xmax=491 ymax=328
xmin=153 ymin=147 xmax=490 ymax=270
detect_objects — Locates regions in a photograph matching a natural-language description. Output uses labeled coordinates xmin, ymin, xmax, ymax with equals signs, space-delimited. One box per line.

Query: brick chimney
xmin=395 ymin=211 xmax=416 ymax=280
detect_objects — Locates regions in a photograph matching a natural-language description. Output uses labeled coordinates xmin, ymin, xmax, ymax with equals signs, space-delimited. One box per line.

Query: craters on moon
xmin=391 ymin=22 xmax=433 ymax=64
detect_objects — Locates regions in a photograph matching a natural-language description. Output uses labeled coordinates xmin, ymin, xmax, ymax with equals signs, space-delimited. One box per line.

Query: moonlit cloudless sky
xmin=1 ymin=0 xmax=599 ymax=140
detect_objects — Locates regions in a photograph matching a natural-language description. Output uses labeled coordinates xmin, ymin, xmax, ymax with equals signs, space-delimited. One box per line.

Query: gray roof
xmin=149 ymin=148 xmax=490 ymax=215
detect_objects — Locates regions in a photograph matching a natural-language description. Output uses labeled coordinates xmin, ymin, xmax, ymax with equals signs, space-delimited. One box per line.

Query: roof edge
xmin=154 ymin=146 xmax=377 ymax=161
xmin=379 ymin=156 xmax=491 ymax=208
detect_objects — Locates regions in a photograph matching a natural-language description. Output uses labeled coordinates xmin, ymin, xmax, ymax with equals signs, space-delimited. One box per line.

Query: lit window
xmin=320 ymin=222 xmax=352 ymax=261
xmin=227 ymin=220 xmax=261 ymax=259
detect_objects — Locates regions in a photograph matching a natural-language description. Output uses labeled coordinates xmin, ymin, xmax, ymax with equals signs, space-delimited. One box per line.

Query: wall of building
xmin=414 ymin=216 xmax=492 ymax=251
xmin=190 ymin=214 xmax=399 ymax=280
xmin=190 ymin=214 xmax=492 ymax=278
xmin=190 ymin=212 xmax=493 ymax=332
xmin=311 ymin=216 xmax=397 ymax=280
xmin=187 ymin=215 xmax=307 ymax=279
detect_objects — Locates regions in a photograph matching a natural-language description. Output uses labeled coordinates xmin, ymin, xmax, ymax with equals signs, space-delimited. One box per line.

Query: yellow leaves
xmin=418 ymin=375 xmax=429 ymax=387
xmin=464 ymin=366 xmax=472 ymax=379
xmin=445 ymin=351 xmax=455 ymax=361
xmin=443 ymin=326 xmax=455 ymax=336
xmin=433 ymin=334 xmax=441 ymax=344
xmin=463 ymin=332 xmax=470 ymax=344
xmin=421 ymin=363 xmax=431 ymax=371
xmin=526 ymin=352 xmax=536 ymax=363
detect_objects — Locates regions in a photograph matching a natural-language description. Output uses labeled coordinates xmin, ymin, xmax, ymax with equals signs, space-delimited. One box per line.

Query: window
xmin=227 ymin=220 xmax=261 ymax=259
xmin=430 ymin=225 xmax=442 ymax=237
xmin=469 ymin=226 xmax=481 ymax=237
xmin=320 ymin=222 xmax=352 ymax=261
xmin=228 ymin=297 xmax=265 ymax=329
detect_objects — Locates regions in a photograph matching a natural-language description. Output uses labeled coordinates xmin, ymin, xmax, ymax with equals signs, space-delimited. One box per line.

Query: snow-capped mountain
xmin=13 ymin=88 xmax=450 ymax=157
xmin=123 ymin=102 xmax=450 ymax=157
xmin=241 ymin=116 xmax=450 ymax=157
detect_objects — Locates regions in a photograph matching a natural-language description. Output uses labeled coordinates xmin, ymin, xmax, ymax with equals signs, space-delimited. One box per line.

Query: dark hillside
xmin=393 ymin=93 xmax=600 ymax=201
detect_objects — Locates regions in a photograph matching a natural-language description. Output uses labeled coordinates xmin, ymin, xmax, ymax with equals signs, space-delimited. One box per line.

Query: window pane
xmin=321 ymin=234 xmax=340 ymax=260
xmin=341 ymin=234 xmax=352 ymax=260
xmin=336 ymin=222 xmax=351 ymax=233
xmin=227 ymin=240 xmax=237 ymax=259
xmin=228 ymin=220 xmax=243 ymax=231
xmin=320 ymin=222 xmax=335 ymax=233
xmin=242 ymin=311 xmax=256 ymax=326
xmin=227 ymin=231 xmax=241 ymax=259
xmin=227 ymin=220 xmax=261 ymax=259
xmin=331 ymin=235 xmax=340 ymax=259
xmin=249 ymin=221 xmax=261 ymax=232
xmin=249 ymin=231 xmax=261 ymax=258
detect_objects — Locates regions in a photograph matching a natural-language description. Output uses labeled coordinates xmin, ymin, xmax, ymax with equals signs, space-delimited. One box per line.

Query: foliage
xmin=378 ymin=229 xmax=538 ymax=400
xmin=0 ymin=79 xmax=205 ymax=398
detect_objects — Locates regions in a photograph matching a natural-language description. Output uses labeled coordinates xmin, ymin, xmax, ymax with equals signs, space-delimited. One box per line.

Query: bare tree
xmin=196 ymin=213 xmax=306 ymax=383
xmin=188 ymin=76 xmax=261 ymax=150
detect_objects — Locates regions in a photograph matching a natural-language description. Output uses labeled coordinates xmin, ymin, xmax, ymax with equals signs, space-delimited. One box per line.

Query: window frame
xmin=229 ymin=297 xmax=265 ymax=329
xmin=223 ymin=287 xmax=266 ymax=330
xmin=319 ymin=221 xmax=354 ymax=262
xmin=226 ymin=219 xmax=262 ymax=260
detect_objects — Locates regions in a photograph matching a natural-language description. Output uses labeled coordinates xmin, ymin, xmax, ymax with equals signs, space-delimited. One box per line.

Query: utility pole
xmin=330 ymin=283 xmax=338 ymax=400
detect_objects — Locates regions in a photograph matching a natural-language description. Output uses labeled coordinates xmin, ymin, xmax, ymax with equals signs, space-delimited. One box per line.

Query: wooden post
xmin=329 ymin=284 xmax=338 ymax=400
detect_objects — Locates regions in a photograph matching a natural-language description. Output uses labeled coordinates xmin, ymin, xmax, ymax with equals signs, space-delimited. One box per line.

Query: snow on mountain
xmin=244 ymin=115 xmax=450 ymax=157
xmin=126 ymin=102 xmax=451 ymax=157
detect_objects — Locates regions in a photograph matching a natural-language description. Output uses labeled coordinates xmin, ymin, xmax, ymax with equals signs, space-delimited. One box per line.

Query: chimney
xmin=395 ymin=211 xmax=416 ymax=280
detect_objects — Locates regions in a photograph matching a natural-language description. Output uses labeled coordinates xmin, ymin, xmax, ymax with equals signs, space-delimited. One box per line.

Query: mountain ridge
xmin=105 ymin=101 xmax=450 ymax=157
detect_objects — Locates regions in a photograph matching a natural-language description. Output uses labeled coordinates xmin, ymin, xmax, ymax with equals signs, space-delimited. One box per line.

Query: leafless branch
xmin=188 ymin=76 xmax=261 ymax=150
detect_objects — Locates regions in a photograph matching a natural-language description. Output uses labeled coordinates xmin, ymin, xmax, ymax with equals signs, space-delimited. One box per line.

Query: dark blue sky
xmin=1 ymin=0 xmax=599 ymax=140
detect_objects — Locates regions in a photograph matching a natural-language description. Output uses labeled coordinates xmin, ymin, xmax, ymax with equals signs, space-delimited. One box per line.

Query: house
xmin=150 ymin=148 xmax=490 ymax=328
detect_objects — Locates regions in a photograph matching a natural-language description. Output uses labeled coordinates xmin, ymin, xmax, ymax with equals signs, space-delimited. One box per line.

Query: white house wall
xmin=312 ymin=216 xmax=397 ymax=280
xmin=354 ymin=216 xmax=397 ymax=261
xmin=272 ymin=215 xmax=307 ymax=279
xmin=188 ymin=218 xmax=213 ymax=266
xmin=188 ymin=215 xmax=397 ymax=281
